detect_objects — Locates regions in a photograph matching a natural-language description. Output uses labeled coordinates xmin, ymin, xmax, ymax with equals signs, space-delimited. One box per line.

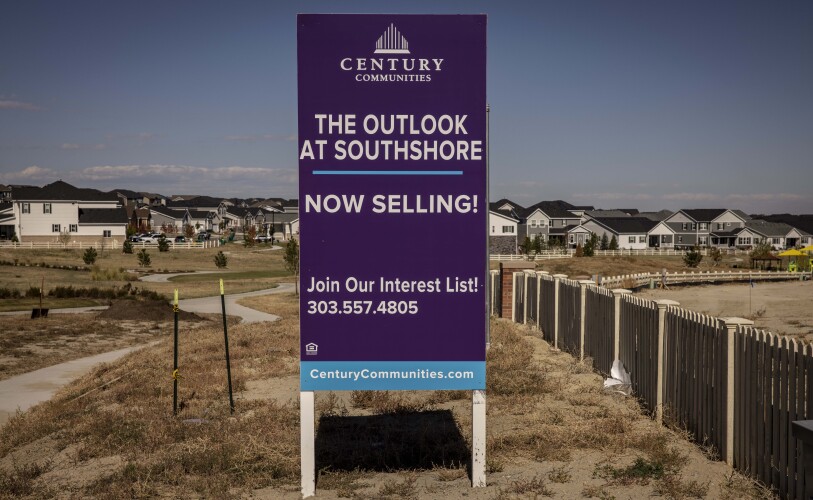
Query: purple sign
xmin=298 ymin=14 xmax=487 ymax=390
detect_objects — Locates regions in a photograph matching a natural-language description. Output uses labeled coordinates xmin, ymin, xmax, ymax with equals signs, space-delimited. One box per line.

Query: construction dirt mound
xmin=98 ymin=299 xmax=206 ymax=322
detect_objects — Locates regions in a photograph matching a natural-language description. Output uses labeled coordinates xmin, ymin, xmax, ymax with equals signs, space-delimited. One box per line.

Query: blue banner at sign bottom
xmin=300 ymin=361 xmax=486 ymax=391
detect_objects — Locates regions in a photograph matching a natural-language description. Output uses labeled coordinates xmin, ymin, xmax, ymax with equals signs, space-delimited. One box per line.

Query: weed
xmin=582 ymin=483 xmax=616 ymax=499
xmin=497 ymin=475 xmax=553 ymax=498
xmin=547 ymin=464 xmax=571 ymax=483
xmin=435 ymin=467 xmax=466 ymax=481
xmin=595 ymin=457 xmax=664 ymax=485
xmin=0 ymin=462 xmax=48 ymax=496
xmin=377 ymin=476 xmax=417 ymax=499
xmin=654 ymin=475 xmax=709 ymax=499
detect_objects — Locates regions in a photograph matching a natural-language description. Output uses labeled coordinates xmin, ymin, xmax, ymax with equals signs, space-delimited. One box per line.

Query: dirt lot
xmin=0 ymin=300 xmax=208 ymax=382
xmin=637 ymin=280 xmax=813 ymax=342
xmin=0 ymin=293 xmax=769 ymax=499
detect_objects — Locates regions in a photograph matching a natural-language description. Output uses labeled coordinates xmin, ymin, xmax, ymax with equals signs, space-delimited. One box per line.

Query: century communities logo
xmin=340 ymin=23 xmax=443 ymax=83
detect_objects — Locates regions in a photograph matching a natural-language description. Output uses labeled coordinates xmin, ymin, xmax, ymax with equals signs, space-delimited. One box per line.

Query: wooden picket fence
xmin=498 ymin=269 xmax=813 ymax=499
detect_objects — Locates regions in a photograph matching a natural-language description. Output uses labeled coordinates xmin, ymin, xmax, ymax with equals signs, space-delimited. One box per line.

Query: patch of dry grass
xmin=0 ymin=293 xmax=301 ymax=498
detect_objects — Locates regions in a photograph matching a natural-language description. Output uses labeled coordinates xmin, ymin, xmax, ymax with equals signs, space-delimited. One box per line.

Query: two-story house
xmin=664 ymin=209 xmax=748 ymax=249
xmin=11 ymin=181 xmax=127 ymax=243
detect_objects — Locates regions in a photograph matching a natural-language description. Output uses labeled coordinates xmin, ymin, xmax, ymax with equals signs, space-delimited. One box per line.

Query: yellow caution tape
xmin=220 ymin=279 xmax=224 ymax=296
xmin=172 ymin=369 xmax=180 ymax=380
xmin=174 ymin=289 xmax=178 ymax=306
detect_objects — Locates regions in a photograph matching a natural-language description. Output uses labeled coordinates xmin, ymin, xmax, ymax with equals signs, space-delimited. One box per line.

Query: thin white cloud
xmin=0 ymin=165 xmax=59 ymax=182
xmin=78 ymin=164 xmax=298 ymax=183
xmin=662 ymin=192 xmax=717 ymax=201
xmin=0 ymin=100 xmax=43 ymax=111
xmin=572 ymin=192 xmax=654 ymax=201
xmin=61 ymin=143 xmax=80 ymax=150
xmin=61 ymin=143 xmax=106 ymax=151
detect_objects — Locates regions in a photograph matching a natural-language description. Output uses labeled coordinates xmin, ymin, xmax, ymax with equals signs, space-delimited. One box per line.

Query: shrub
xmin=157 ymin=238 xmax=169 ymax=252
xmin=25 ymin=286 xmax=42 ymax=298
xmin=0 ymin=287 xmax=21 ymax=299
xmin=82 ymin=247 xmax=98 ymax=265
xmin=683 ymin=246 xmax=703 ymax=268
xmin=214 ymin=251 xmax=228 ymax=269
xmin=123 ymin=240 xmax=133 ymax=254
xmin=137 ymin=249 xmax=151 ymax=267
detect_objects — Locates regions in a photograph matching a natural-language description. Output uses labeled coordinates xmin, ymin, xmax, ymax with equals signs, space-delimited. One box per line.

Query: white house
xmin=11 ymin=181 xmax=127 ymax=243
xmin=580 ymin=217 xmax=659 ymax=250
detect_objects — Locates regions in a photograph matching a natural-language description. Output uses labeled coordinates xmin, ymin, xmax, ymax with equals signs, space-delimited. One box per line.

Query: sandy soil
xmin=637 ymin=280 xmax=813 ymax=342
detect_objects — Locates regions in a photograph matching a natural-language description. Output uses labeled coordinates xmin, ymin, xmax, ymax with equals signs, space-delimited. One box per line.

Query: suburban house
xmin=522 ymin=201 xmax=583 ymax=244
xmin=565 ymin=225 xmax=593 ymax=248
xmin=0 ymin=184 xmax=12 ymax=202
xmin=579 ymin=217 xmax=660 ymax=250
xmin=9 ymin=181 xmax=128 ymax=243
xmin=186 ymin=210 xmax=214 ymax=232
xmin=149 ymin=206 xmax=186 ymax=233
xmin=0 ymin=201 xmax=14 ymax=239
xmin=489 ymin=201 xmax=520 ymax=254
xmin=664 ymin=209 xmax=748 ymax=249
xmin=741 ymin=220 xmax=812 ymax=250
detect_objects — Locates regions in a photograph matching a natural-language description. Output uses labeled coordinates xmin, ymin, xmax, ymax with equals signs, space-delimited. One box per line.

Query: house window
xmin=678 ymin=236 xmax=683 ymax=243
xmin=682 ymin=223 xmax=687 ymax=230
xmin=569 ymin=234 xmax=575 ymax=244
xmin=22 ymin=202 xmax=30 ymax=214
xmin=639 ymin=236 xmax=646 ymax=243
xmin=491 ymin=226 xmax=495 ymax=233
xmin=738 ymin=237 xmax=752 ymax=245
xmin=661 ymin=235 xmax=668 ymax=243
xmin=699 ymin=223 xmax=707 ymax=230
xmin=717 ymin=223 xmax=723 ymax=230
xmin=502 ymin=226 xmax=514 ymax=234
xmin=726 ymin=222 xmax=731 ymax=227
xmin=699 ymin=236 xmax=708 ymax=245
xmin=52 ymin=224 xmax=61 ymax=233
xmin=530 ymin=220 xmax=536 ymax=227
xmin=69 ymin=224 xmax=77 ymax=232
xmin=43 ymin=203 xmax=52 ymax=214
xmin=691 ymin=223 xmax=697 ymax=230
xmin=772 ymin=238 xmax=780 ymax=244
xmin=103 ymin=230 xmax=112 ymax=237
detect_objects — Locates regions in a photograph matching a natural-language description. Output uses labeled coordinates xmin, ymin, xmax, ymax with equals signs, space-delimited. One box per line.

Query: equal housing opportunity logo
xmin=340 ymin=23 xmax=444 ymax=82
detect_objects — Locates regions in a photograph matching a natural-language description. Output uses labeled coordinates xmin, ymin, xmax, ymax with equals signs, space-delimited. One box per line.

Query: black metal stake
xmin=220 ymin=280 xmax=234 ymax=413
xmin=173 ymin=289 xmax=179 ymax=416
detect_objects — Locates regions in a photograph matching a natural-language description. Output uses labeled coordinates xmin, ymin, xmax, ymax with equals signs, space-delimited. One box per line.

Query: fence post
xmin=523 ymin=271 xmax=533 ymax=325
xmin=536 ymin=271 xmax=548 ymax=331
xmin=611 ymin=289 xmax=632 ymax=361
xmin=552 ymin=274 xmax=567 ymax=350
xmin=655 ymin=299 xmax=680 ymax=425
xmin=578 ymin=280 xmax=593 ymax=361
xmin=511 ymin=272 xmax=520 ymax=323
xmin=721 ymin=317 xmax=754 ymax=466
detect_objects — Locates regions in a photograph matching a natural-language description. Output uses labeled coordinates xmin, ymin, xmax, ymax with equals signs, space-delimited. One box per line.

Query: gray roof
xmin=78 ymin=207 xmax=128 ymax=225
xmin=637 ymin=210 xmax=674 ymax=221
xmin=586 ymin=210 xmax=631 ymax=218
xmin=680 ymin=209 xmax=729 ymax=222
xmin=590 ymin=217 xmax=659 ymax=234
xmin=150 ymin=206 xmax=186 ymax=219
xmin=522 ymin=200 xmax=579 ymax=219
xmin=746 ymin=220 xmax=796 ymax=237
xmin=12 ymin=180 xmax=118 ymax=202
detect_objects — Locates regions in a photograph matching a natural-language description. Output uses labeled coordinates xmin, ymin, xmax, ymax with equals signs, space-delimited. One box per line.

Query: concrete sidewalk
xmin=0 ymin=344 xmax=150 ymax=425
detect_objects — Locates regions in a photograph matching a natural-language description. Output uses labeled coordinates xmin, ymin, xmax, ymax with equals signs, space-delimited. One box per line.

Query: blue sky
xmin=1 ymin=1 xmax=811 ymax=213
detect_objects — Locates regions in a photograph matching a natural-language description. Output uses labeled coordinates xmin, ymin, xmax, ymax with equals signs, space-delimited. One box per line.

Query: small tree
xmin=583 ymin=233 xmax=598 ymax=257
xmin=749 ymin=240 xmax=774 ymax=259
xmin=575 ymin=242 xmax=584 ymax=258
xmin=214 ymin=251 xmax=228 ymax=269
xmin=532 ymin=235 xmax=543 ymax=254
xmin=683 ymin=246 xmax=703 ymax=268
xmin=82 ymin=247 xmax=98 ymax=265
xmin=244 ymin=226 xmax=257 ymax=247
xmin=57 ymin=231 xmax=71 ymax=245
xmin=609 ymin=235 xmax=619 ymax=250
xmin=137 ymin=249 xmax=151 ymax=267
xmin=161 ymin=223 xmax=168 ymax=234
xmin=123 ymin=240 xmax=133 ymax=254
xmin=709 ymin=247 xmax=723 ymax=267
xmin=519 ymin=236 xmax=532 ymax=259
xmin=600 ymin=233 xmax=609 ymax=251
xmin=126 ymin=224 xmax=137 ymax=237
xmin=158 ymin=237 xmax=169 ymax=252
xmin=184 ymin=224 xmax=195 ymax=239
xmin=284 ymin=238 xmax=300 ymax=294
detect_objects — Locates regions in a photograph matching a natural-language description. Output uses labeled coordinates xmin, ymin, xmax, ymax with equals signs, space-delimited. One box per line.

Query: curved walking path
xmin=0 ymin=344 xmax=151 ymax=425
xmin=178 ymin=283 xmax=294 ymax=323
xmin=0 ymin=283 xmax=294 ymax=426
